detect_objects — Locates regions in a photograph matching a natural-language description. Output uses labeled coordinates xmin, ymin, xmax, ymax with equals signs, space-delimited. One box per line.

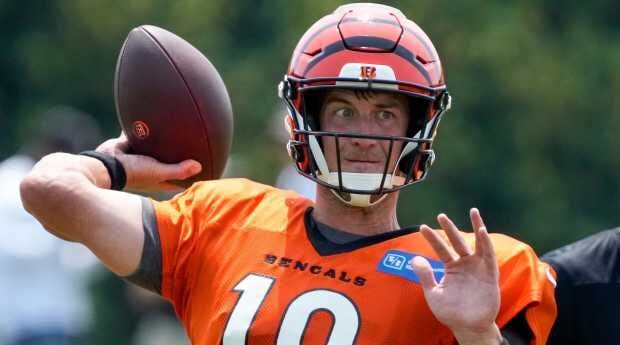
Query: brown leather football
xmin=115 ymin=25 xmax=233 ymax=187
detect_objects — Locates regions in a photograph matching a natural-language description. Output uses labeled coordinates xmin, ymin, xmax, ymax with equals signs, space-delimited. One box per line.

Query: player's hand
xmin=96 ymin=132 xmax=202 ymax=191
xmin=412 ymin=208 xmax=501 ymax=344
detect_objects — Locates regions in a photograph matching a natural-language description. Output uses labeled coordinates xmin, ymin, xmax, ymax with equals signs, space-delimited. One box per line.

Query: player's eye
xmin=335 ymin=107 xmax=354 ymax=118
xmin=376 ymin=110 xmax=395 ymax=121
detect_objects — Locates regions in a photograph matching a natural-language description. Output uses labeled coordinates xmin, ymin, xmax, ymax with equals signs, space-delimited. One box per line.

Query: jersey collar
xmin=304 ymin=207 xmax=420 ymax=256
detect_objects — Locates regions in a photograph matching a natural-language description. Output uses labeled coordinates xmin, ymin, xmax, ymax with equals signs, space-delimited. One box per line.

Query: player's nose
xmin=349 ymin=116 xmax=379 ymax=149
xmin=350 ymin=136 xmax=376 ymax=150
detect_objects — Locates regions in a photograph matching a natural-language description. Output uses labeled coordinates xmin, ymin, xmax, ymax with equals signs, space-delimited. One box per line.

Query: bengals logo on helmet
xmin=360 ymin=65 xmax=377 ymax=79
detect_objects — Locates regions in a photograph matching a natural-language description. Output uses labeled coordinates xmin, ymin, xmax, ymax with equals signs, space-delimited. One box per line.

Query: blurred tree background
xmin=1 ymin=0 xmax=619 ymax=343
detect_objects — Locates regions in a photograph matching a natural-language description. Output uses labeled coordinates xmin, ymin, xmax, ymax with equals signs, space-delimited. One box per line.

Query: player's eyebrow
xmin=324 ymin=93 xmax=404 ymax=109
xmin=373 ymin=100 xmax=402 ymax=109
xmin=324 ymin=95 xmax=353 ymax=106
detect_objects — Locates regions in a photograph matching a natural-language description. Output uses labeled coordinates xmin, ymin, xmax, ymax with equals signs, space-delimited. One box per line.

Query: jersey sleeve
xmin=149 ymin=181 xmax=220 ymax=315
xmin=493 ymin=234 xmax=557 ymax=345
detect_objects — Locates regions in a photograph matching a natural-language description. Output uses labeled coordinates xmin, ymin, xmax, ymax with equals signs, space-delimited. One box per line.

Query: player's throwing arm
xmin=19 ymin=135 xmax=201 ymax=276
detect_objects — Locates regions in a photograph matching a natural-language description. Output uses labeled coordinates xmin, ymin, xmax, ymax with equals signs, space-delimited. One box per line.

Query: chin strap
xmin=319 ymin=172 xmax=400 ymax=207
xmin=331 ymin=190 xmax=388 ymax=208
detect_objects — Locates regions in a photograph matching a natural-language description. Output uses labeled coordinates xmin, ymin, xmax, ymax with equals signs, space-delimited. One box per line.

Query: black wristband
xmin=80 ymin=150 xmax=127 ymax=191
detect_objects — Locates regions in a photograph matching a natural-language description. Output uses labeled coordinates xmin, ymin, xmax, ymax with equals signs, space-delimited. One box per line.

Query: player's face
xmin=319 ymin=89 xmax=409 ymax=174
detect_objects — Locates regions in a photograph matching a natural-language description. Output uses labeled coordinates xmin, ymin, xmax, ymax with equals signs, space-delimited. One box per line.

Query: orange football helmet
xmin=278 ymin=3 xmax=451 ymax=207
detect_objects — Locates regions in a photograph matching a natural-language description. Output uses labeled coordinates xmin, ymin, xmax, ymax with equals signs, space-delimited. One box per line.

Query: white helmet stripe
xmin=308 ymin=133 xmax=330 ymax=176
xmin=291 ymin=105 xmax=331 ymax=176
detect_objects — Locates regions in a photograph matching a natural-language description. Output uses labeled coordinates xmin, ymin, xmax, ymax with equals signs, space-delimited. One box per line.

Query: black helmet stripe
xmin=291 ymin=21 xmax=339 ymax=69
xmin=339 ymin=16 xmax=438 ymax=62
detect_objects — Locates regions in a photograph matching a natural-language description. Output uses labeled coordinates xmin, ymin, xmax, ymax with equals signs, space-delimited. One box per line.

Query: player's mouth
xmin=343 ymin=159 xmax=382 ymax=172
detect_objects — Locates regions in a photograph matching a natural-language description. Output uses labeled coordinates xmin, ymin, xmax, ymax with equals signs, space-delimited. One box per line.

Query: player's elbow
xmin=21 ymin=154 xmax=61 ymax=210
xmin=20 ymin=153 xmax=90 ymax=232
xmin=20 ymin=170 xmax=53 ymax=215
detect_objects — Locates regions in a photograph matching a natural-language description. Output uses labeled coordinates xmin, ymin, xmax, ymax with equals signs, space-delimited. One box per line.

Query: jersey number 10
xmin=222 ymin=273 xmax=360 ymax=344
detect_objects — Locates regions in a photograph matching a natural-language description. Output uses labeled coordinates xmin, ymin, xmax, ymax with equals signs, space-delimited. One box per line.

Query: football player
xmin=20 ymin=3 xmax=556 ymax=345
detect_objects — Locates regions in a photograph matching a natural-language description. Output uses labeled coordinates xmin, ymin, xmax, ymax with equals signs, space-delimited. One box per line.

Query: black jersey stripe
xmin=125 ymin=197 xmax=163 ymax=294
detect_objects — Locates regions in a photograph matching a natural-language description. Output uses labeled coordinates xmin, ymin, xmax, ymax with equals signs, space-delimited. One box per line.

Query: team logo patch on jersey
xmin=378 ymin=250 xmax=445 ymax=284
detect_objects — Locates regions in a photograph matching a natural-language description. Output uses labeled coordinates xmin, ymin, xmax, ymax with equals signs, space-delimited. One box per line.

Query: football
xmin=114 ymin=25 xmax=233 ymax=187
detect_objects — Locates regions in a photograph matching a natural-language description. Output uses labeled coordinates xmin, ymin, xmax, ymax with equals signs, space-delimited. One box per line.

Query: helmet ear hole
xmin=301 ymin=90 xmax=325 ymax=131
xmin=407 ymin=97 xmax=432 ymax=138
xmin=398 ymin=150 xmax=416 ymax=176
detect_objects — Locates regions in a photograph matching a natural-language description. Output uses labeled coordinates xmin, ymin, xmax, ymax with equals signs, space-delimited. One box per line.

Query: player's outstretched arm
xmin=19 ymin=133 xmax=201 ymax=277
xmin=412 ymin=208 xmax=502 ymax=345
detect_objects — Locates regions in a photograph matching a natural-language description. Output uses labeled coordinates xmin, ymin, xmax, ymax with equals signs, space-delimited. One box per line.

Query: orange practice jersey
xmin=151 ymin=178 xmax=556 ymax=345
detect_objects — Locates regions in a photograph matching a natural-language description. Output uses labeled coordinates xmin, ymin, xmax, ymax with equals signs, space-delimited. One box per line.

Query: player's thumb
xmin=154 ymin=159 xmax=202 ymax=181
xmin=176 ymin=160 xmax=202 ymax=179
xmin=411 ymin=256 xmax=438 ymax=291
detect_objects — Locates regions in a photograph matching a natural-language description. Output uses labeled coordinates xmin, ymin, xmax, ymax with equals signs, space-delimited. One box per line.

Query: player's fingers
xmin=411 ymin=256 xmax=438 ymax=290
xmin=420 ymin=225 xmax=458 ymax=263
xmin=115 ymin=132 xmax=131 ymax=153
xmin=437 ymin=214 xmax=472 ymax=257
xmin=475 ymin=226 xmax=498 ymax=276
xmin=95 ymin=138 xmax=118 ymax=155
xmin=470 ymin=208 xmax=487 ymax=233
xmin=96 ymin=135 xmax=130 ymax=155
